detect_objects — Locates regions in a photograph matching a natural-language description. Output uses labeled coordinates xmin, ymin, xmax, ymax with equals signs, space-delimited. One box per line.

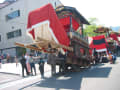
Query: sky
xmin=0 ymin=0 xmax=120 ymax=27
xmin=0 ymin=0 xmax=5 ymax=3
xmin=60 ymin=0 xmax=120 ymax=27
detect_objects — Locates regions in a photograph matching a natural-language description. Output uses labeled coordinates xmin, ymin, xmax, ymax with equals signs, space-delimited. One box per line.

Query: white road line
xmin=0 ymin=71 xmax=51 ymax=90
xmin=0 ymin=79 xmax=13 ymax=84
xmin=0 ymin=75 xmax=41 ymax=90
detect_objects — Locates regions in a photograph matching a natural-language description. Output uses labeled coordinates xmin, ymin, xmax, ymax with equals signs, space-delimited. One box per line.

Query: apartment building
xmin=0 ymin=0 xmax=62 ymax=57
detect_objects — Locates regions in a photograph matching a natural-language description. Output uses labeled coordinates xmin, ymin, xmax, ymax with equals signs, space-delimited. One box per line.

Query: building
xmin=0 ymin=0 xmax=16 ymax=9
xmin=0 ymin=0 xmax=62 ymax=57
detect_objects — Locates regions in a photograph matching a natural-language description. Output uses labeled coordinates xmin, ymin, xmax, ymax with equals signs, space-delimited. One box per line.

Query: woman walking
xmin=25 ymin=53 xmax=31 ymax=74
xmin=14 ymin=56 xmax=18 ymax=67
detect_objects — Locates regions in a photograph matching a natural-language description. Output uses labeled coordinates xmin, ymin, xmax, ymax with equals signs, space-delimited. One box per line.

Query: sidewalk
xmin=2 ymin=57 xmax=119 ymax=76
xmin=0 ymin=63 xmax=54 ymax=76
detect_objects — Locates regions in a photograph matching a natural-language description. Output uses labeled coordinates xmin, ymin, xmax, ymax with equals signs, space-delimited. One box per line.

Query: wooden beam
xmin=15 ymin=42 xmax=43 ymax=51
xmin=24 ymin=41 xmax=44 ymax=46
xmin=37 ymin=37 xmax=73 ymax=51
xmin=15 ymin=42 xmax=57 ymax=53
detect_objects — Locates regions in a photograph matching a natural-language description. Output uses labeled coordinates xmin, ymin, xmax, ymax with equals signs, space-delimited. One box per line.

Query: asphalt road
xmin=0 ymin=73 xmax=22 ymax=85
xmin=0 ymin=58 xmax=120 ymax=90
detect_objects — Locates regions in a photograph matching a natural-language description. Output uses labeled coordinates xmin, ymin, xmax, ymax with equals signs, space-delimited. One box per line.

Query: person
xmin=48 ymin=52 xmax=57 ymax=76
xmin=0 ymin=55 xmax=2 ymax=69
xmin=116 ymin=42 xmax=120 ymax=56
xmin=112 ymin=54 xmax=116 ymax=64
xmin=6 ymin=53 xmax=10 ymax=63
xmin=58 ymin=51 xmax=66 ymax=73
xmin=108 ymin=53 xmax=113 ymax=64
xmin=20 ymin=54 xmax=29 ymax=77
xmin=38 ymin=53 xmax=45 ymax=78
xmin=38 ymin=58 xmax=45 ymax=78
xmin=14 ymin=56 xmax=18 ymax=67
xmin=93 ymin=48 xmax=98 ymax=64
xmin=102 ymin=54 xmax=108 ymax=63
xmin=29 ymin=54 xmax=36 ymax=76
xmin=25 ymin=53 xmax=31 ymax=74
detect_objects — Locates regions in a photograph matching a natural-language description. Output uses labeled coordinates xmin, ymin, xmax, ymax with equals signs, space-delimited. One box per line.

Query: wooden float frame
xmin=15 ymin=37 xmax=73 ymax=53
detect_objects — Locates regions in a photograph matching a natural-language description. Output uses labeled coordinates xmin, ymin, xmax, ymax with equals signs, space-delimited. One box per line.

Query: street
xmin=0 ymin=0 xmax=120 ymax=90
xmin=0 ymin=73 xmax=22 ymax=86
xmin=0 ymin=58 xmax=120 ymax=90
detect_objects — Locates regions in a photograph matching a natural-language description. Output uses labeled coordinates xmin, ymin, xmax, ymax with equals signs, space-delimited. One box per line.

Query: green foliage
xmin=88 ymin=17 xmax=98 ymax=25
xmin=84 ymin=17 xmax=100 ymax=37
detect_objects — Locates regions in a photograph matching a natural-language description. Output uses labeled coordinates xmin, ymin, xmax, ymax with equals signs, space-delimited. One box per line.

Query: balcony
xmin=68 ymin=31 xmax=88 ymax=43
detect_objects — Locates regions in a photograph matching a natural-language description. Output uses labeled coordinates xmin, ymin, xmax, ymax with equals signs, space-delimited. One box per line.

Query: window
xmin=6 ymin=10 xmax=20 ymax=20
xmin=7 ymin=29 xmax=22 ymax=39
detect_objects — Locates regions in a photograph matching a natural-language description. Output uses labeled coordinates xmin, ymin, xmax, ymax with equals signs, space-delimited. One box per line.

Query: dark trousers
xmin=94 ymin=56 xmax=98 ymax=64
xmin=51 ymin=64 xmax=56 ymax=76
xmin=59 ymin=60 xmax=65 ymax=73
xmin=117 ymin=46 xmax=120 ymax=56
xmin=21 ymin=64 xmax=29 ymax=77
xmin=39 ymin=62 xmax=44 ymax=77
xmin=30 ymin=63 xmax=36 ymax=75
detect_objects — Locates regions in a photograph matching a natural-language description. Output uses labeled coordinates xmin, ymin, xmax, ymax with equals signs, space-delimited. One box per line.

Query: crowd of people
xmin=19 ymin=53 xmax=45 ymax=78
xmin=0 ymin=48 xmax=118 ymax=78
xmin=0 ymin=52 xmax=46 ymax=78
xmin=0 ymin=51 xmax=61 ymax=78
xmin=92 ymin=48 xmax=117 ymax=65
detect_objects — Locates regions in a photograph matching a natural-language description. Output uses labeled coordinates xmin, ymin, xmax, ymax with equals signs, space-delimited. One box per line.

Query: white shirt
xmin=25 ymin=55 xmax=30 ymax=63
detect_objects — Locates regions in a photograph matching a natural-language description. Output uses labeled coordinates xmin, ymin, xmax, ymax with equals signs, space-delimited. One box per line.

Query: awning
xmin=56 ymin=6 xmax=90 ymax=25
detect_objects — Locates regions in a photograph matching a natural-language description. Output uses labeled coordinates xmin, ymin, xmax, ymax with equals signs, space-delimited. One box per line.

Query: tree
xmin=84 ymin=17 xmax=100 ymax=37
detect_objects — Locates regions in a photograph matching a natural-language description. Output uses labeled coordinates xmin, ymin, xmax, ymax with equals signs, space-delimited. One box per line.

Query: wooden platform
xmin=15 ymin=37 xmax=73 ymax=53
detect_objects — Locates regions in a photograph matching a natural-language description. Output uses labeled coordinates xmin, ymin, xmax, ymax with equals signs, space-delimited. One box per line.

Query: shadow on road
xmin=19 ymin=66 xmax=112 ymax=90
xmin=83 ymin=67 xmax=112 ymax=78
xmin=36 ymin=72 xmax=83 ymax=90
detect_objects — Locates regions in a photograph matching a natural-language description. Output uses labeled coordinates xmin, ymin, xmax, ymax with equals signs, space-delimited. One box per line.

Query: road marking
xmin=0 ymin=75 xmax=41 ymax=89
xmin=0 ymin=79 xmax=13 ymax=84
xmin=0 ymin=71 xmax=51 ymax=90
